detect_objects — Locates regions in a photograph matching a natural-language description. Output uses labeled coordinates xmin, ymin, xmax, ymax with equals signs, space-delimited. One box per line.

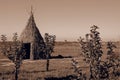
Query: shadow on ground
xmin=51 ymin=55 xmax=72 ymax=59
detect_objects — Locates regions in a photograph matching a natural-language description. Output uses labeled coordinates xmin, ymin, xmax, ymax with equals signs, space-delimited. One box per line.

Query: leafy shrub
xmin=1 ymin=33 xmax=26 ymax=80
xmin=75 ymin=25 xmax=120 ymax=80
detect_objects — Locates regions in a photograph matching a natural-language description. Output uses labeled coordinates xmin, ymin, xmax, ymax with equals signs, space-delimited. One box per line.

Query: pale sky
xmin=0 ymin=0 xmax=120 ymax=41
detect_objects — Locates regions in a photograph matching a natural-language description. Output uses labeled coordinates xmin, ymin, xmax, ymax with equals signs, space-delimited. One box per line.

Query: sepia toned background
xmin=0 ymin=0 xmax=120 ymax=41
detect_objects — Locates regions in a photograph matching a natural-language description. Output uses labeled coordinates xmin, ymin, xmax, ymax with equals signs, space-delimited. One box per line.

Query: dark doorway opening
xmin=23 ymin=43 xmax=30 ymax=59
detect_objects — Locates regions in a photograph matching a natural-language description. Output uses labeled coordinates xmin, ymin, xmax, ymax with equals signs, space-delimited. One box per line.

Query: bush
xmin=76 ymin=25 xmax=120 ymax=80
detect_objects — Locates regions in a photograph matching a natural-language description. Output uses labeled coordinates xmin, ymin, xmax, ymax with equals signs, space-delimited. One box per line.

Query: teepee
xmin=20 ymin=11 xmax=45 ymax=60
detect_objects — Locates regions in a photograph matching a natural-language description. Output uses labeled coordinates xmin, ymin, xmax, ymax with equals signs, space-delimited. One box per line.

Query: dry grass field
xmin=0 ymin=41 xmax=119 ymax=80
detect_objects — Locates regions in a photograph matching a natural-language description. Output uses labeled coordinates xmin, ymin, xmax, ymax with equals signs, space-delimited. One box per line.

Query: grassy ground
xmin=0 ymin=41 xmax=119 ymax=80
xmin=0 ymin=57 xmax=89 ymax=80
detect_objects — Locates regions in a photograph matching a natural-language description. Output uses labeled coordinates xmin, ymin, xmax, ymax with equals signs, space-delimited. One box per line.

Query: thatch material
xmin=19 ymin=12 xmax=45 ymax=60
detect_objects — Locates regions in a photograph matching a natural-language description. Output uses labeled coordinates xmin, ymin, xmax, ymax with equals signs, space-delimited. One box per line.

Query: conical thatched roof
xmin=19 ymin=12 xmax=46 ymax=59
xmin=20 ymin=12 xmax=44 ymax=43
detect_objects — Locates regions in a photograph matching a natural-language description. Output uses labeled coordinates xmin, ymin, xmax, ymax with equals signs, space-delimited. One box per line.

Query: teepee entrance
xmin=23 ymin=43 xmax=31 ymax=59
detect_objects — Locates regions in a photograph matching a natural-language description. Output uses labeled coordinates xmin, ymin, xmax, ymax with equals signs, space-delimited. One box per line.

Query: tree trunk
xmin=89 ymin=64 xmax=93 ymax=80
xmin=15 ymin=67 xmax=18 ymax=80
xmin=46 ymin=59 xmax=49 ymax=71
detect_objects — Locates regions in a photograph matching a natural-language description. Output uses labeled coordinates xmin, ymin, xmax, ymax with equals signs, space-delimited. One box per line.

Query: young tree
xmin=71 ymin=58 xmax=87 ymax=80
xmin=44 ymin=33 xmax=56 ymax=58
xmin=106 ymin=42 xmax=120 ymax=79
xmin=1 ymin=33 xmax=25 ymax=80
xmin=44 ymin=33 xmax=56 ymax=71
xmin=1 ymin=35 xmax=7 ymax=55
xmin=78 ymin=25 xmax=103 ymax=80
xmin=78 ymin=25 xmax=120 ymax=80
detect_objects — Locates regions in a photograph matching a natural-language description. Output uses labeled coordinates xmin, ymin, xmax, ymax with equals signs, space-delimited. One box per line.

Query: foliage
xmin=44 ymin=33 xmax=56 ymax=71
xmin=1 ymin=35 xmax=7 ymax=55
xmin=1 ymin=33 xmax=26 ymax=80
xmin=77 ymin=25 xmax=120 ymax=80
xmin=44 ymin=33 xmax=56 ymax=58
xmin=72 ymin=58 xmax=87 ymax=80
xmin=106 ymin=42 xmax=120 ymax=79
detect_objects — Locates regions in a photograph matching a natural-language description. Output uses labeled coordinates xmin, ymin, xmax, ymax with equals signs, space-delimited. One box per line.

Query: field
xmin=0 ymin=41 xmax=119 ymax=80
